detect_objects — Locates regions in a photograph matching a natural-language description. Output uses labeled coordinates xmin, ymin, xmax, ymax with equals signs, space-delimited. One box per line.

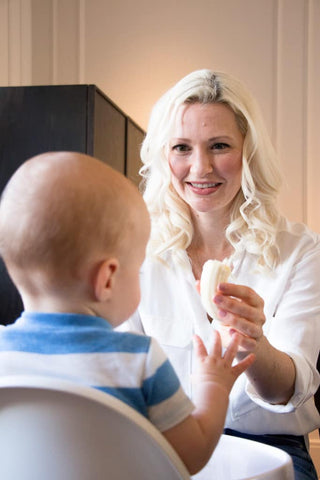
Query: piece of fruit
xmin=200 ymin=259 xmax=231 ymax=320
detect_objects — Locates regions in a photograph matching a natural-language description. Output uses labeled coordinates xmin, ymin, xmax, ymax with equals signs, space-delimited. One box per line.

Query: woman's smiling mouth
xmin=188 ymin=182 xmax=221 ymax=188
xmin=187 ymin=181 xmax=222 ymax=195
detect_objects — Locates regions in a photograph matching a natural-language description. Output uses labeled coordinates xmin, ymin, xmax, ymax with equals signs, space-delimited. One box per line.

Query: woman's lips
xmin=187 ymin=181 xmax=221 ymax=194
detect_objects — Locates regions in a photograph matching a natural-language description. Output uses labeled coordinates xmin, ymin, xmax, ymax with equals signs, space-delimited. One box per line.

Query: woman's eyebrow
xmin=169 ymin=137 xmax=190 ymax=142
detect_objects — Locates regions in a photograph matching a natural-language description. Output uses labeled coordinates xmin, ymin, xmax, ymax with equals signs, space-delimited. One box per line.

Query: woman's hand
xmin=213 ymin=282 xmax=265 ymax=352
xmin=213 ymin=282 xmax=295 ymax=403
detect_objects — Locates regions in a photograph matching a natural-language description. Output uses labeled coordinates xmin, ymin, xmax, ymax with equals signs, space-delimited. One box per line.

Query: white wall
xmin=0 ymin=0 xmax=319 ymax=472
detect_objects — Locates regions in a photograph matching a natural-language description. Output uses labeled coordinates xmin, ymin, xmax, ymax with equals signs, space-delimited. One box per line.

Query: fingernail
xmin=214 ymin=295 xmax=223 ymax=303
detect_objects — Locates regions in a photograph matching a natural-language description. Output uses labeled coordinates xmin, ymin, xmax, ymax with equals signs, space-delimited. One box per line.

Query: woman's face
xmin=168 ymin=102 xmax=244 ymax=218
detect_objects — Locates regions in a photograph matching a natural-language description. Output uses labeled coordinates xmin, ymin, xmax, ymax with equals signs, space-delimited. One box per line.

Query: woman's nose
xmin=190 ymin=149 xmax=213 ymax=176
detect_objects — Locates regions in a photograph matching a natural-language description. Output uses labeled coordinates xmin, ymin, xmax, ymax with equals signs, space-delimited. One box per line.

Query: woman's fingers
xmin=212 ymin=283 xmax=265 ymax=345
xmin=218 ymin=283 xmax=264 ymax=308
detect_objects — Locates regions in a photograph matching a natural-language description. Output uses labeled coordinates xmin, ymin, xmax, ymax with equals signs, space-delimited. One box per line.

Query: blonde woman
xmin=124 ymin=69 xmax=320 ymax=479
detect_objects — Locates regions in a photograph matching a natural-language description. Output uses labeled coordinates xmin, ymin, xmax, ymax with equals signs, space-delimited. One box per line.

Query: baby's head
xmin=0 ymin=151 xmax=150 ymax=325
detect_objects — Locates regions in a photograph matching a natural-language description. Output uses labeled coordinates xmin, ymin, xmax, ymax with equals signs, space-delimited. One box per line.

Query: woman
xmin=125 ymin=69 xmax=320 ymax=479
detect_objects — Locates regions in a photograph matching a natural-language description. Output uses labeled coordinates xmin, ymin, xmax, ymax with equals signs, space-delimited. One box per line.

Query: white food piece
xmin=200 ymin=259 xmax=231 ymax=320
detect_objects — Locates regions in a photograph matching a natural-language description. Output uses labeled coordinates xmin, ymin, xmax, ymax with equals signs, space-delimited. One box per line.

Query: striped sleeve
xmin=142 ymin=337 xmax=194 ymax=431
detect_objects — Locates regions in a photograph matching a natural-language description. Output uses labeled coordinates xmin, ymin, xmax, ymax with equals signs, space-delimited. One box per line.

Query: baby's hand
xmin=193 ymin=330 xmax=255 ymax=393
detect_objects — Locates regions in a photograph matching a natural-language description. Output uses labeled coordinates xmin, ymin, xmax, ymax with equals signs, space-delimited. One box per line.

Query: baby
xmin=0 ymin=151 xmax=254 ymax=474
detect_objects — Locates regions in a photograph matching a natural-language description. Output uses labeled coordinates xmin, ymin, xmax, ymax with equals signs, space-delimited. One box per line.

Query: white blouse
xmin=123 ymin=217 xmax=320 ymax=435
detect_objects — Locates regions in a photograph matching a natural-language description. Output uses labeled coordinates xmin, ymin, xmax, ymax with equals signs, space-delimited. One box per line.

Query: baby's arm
xmin=162 ymin=331 xmax=255 ymax=475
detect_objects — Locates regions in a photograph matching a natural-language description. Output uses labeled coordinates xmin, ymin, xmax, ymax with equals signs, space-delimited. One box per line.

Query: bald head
xmin=0 ymin=152 xmax=149 ymax=290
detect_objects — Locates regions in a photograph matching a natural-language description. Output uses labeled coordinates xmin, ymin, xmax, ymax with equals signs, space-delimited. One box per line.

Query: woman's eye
xmin=172 ymin=144 xmax=190 ymax=152
xmin=212 ymin=142 xmax=229 ymax=150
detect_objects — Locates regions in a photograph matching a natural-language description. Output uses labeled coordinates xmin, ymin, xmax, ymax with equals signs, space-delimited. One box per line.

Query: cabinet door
xmin=0 ymin=85 xmax=89 ymax=195
xmin=91 ymin=87 xmax=126 ymax=174
xmin=126 ymin=118 xmax=145 ymax=188
xmin=0 ymin=260 xmax=23 ymax=325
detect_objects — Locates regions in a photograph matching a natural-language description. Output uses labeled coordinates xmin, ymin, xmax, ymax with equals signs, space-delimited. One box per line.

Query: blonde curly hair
xmin=140 ymin=69 xmax=282 ymax=271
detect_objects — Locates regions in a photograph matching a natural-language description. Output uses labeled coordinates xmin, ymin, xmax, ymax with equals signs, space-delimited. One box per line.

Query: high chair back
xmin=0 ymin=375 xmax=190 ymax=480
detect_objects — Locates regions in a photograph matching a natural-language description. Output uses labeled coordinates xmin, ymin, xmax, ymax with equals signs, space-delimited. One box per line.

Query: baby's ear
xmin=93 ymin=258 xmax=119 ymax=302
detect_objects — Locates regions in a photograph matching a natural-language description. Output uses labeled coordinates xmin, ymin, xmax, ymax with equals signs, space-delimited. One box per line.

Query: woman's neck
xmin=187 ymin=211 xmax=233 ymax=280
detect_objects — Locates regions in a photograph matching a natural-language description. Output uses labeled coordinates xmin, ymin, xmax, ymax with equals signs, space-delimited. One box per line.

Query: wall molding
xmin=276 ymin=0 xmax=309 ymax=223
xmin=0 ymin=0 xmax=9 ymax=85
xmin=306 ymin=0 xmax=320 ymax=232
xmin=20 ymin=0 xmax=32 ymax=85
xmin=0 ymin=0 xmax=31 ymax=86
xmin=78 ymin=0 xmax=85 ymax=83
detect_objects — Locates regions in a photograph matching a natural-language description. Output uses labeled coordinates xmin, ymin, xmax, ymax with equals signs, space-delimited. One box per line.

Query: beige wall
xmin=1 ymin=0 xmax=320 ymax=229
xmin=0 ymin=0 xmax=319 ymax=472
xmin=1 ymin=0 xmax=320 ymax=232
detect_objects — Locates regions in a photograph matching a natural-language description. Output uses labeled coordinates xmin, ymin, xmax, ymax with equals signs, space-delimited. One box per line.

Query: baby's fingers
xmin=222 ymin=332 xmax=241 ymax=363
xmin=207 ymin=329 xmax=223 ymax=357
xmin=233 ymin=353 xmax=256 ymax=376
xmin=193 ymin=334 xmax=208 ymax=359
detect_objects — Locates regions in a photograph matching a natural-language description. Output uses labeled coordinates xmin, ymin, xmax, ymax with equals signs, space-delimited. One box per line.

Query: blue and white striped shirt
xmin=0 ymin=312 xmax=194 ymax=431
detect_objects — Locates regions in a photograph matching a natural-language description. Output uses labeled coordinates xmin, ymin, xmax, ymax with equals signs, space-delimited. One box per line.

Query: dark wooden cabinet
xmin=0 ymin=85 xmax=145 ymax=324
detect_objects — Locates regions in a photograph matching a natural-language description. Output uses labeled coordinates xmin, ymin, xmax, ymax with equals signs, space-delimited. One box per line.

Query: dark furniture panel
xmin=0 ymin=84 xmax=144 ymax=325
xmin=126 ymin=118 xmax=145 ymax=188
xmin=0 ymin=85 xmax=89 ymax=195
xmin=92 ymin=88 xmax=126 ymax=173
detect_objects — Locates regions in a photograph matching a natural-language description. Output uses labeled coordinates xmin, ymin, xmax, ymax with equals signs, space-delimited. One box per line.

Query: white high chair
xmin=193 ymin=433 xmax=294 ymax=480
xmin=0 ymin=375 xmax=294 ymax=480
xmin=0 ymin=375 xmax=190 ymax=480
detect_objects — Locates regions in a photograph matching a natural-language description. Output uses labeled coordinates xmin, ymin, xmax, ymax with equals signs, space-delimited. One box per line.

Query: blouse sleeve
xmin=246 ymin=238 xmax=320 ymax=413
